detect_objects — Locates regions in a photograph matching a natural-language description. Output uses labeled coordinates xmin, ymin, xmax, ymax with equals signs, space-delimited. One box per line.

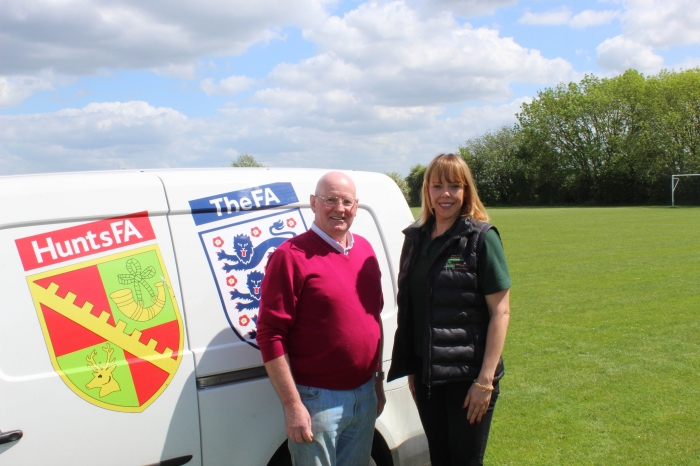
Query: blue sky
xmin=1 ymin=0 xmax=699 ymax=176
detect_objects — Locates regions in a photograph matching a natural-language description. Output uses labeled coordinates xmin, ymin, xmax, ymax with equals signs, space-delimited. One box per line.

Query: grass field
xmin=410 ymin=206 xmax=700 ymax=465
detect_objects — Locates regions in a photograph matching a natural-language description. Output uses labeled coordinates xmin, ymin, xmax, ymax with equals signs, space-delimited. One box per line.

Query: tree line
xmin=390 ymin=68 xmax=700 ymax=206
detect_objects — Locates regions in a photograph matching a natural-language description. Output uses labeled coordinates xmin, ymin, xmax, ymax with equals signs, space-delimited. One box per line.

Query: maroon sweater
xmin=257 ymin=229 xmax=383 ymax=390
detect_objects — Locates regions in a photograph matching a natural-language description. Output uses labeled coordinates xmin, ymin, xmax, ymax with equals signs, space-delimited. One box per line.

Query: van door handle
xmin=0 ymin=430 xmax=23 ymax=445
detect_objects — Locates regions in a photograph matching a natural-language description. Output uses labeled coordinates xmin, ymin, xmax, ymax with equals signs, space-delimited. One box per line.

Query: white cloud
xmin=519 ymin=9 xmax=571 ymax=25
xmin=0 ymin=1 xmax=576 ymax=176
xmin=0 ymin=0 xmax=331 ymax=76
xmin=0 ymin=101 xmax=199 ymax=174
xmin=200 ymin=76 xmax=256 ymax=96
xmin=0 ymin=98 xmax=524 ymax=176
xmin=621 ymin=0 xmax=700 ymax=48
xmin=570 ymin=9 xmax=621 ymax=28
xmin=5 ymin=101 xmax=188 ymax=148
xmin=590 ymin=0 xmax=700 ymax=74
xmin=0 ymin=76 xmax=54 ymax=107
xmin=267 ymin=1 xmax=573 ymax=108
xmin=596 ymin=35 xmax=664 ymax=74
xmin=675 ymin=56 xmax=700 ymax=70
xmin=519 ymin=8 xmax=620 ymax=28
xmin=0 ymin=0 xmax=330 ymax=105
xmin=417 ymin=0 xmax=518 ymax=17
xmin=152 ymin=64 xmax=199 ymax=80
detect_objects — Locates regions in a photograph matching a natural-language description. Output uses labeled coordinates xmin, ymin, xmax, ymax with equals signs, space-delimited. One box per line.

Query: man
xmin=257 ymin=171 xmax=386 ymax=466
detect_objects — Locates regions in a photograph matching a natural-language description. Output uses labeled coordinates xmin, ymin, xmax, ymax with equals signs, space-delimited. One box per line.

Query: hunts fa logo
xmin=26 ymin=245 xmax=184 ymax=413
xmin=199 ymin=208 xmax=308 ymax=347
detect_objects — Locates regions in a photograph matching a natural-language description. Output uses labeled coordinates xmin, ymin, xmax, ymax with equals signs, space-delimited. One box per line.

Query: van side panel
xmin=1 ymin=168 xmax=426 ymax=465
xmin=0 ymin=173 xmax=201 ymax=465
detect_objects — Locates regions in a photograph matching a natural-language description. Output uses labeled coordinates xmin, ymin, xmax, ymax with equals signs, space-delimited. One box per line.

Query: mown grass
xmin=410 ymin=206 xmax=700 ymax=465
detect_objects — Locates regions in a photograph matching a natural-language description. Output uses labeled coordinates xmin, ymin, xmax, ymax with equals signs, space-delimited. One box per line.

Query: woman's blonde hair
xmin=418 ymin=153 xmax=489 ymax=225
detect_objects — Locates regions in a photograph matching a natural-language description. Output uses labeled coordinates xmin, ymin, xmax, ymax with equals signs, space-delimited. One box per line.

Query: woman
xmin=388 ymin=153 xmax=511 ymax=466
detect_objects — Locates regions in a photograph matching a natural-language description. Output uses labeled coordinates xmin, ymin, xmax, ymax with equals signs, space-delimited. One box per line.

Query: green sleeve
xmin=477 ymin=229 xmax=511 ymax=295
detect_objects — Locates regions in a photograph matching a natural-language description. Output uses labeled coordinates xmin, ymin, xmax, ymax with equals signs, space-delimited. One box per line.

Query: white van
xmin=0 ymin=168 xmax=428 ymax=466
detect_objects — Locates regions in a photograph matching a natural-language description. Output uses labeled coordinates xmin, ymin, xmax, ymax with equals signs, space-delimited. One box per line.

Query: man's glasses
xmin=314 ymin=194 xmax=357 ymax=207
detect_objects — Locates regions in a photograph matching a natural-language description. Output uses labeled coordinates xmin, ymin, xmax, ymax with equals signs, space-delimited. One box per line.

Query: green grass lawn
xmin=410 ymin=206 xmax=700 ymax=464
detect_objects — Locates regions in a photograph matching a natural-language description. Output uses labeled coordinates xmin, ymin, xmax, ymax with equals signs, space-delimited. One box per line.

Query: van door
xmin=156 ymin=169 xmax=404 ymax=465
xmin=157 ymin=170 xmax=307 ymax=465
xmin=0 ymin=172 xmax=201 ymax=466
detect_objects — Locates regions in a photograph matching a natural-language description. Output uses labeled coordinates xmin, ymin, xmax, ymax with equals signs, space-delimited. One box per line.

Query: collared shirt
xmin=311 ymin=222 xmax=354 ymax=255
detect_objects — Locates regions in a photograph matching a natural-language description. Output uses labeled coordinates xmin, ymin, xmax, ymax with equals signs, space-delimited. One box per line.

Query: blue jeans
xmin=289 ymin=377 xmax=377 ymax=466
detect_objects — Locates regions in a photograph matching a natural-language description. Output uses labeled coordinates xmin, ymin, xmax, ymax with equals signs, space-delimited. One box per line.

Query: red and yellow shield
xmin=26 ymin=245 xmax=184 ymax=412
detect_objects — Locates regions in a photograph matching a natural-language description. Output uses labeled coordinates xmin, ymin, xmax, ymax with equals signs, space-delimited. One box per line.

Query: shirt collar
xmin=421 ymin=216 xmax=461 ymax=239
xmin=311 ymin=223 xmax=354 ymax=255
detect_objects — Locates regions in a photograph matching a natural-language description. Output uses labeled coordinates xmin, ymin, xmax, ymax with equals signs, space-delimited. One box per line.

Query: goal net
xmin=671 ymin=174 xmax=700 ymax=207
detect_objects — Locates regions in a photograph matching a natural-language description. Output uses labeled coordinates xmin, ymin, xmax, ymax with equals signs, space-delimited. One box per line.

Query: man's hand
xmin=284 ymin=401 xmax=314 ymax=443
xmin=264 ymin=355 xmax=314 ymax=443
xmin=375 ymin=377 xmax=386 ymax=417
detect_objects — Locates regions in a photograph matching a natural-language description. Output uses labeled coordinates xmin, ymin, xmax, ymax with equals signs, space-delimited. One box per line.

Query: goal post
xmin=671 ymin=174 xmax=700 ymax=207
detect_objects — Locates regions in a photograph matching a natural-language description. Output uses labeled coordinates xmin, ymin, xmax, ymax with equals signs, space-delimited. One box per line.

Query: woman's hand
xmin=407 ymin=374 xmax=417 ymax=404
xmin=461 ymin=288 xmax=509 ymax=425
xmin=463 ymin=382 xmax=492 ymax=425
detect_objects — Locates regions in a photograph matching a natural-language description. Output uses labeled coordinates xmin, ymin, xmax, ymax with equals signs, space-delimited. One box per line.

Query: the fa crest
xmin=199 ymin=208 xmax=308 ymax=347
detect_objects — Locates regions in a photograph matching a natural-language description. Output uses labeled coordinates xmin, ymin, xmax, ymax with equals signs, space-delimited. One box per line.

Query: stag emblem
xmin=85 ymin=343 xmax=121 ymax=397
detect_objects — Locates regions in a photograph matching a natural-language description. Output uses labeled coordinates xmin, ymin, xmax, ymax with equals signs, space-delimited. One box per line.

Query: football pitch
xmin=410 ymin=206 xmax=700 ymax=464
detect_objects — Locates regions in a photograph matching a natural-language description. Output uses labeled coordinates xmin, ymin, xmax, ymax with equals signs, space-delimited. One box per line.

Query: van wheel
xmin=267 ymin=442 xmax=292 ymax=466
xmin=370 ymin=430 xmax=392 ymax=466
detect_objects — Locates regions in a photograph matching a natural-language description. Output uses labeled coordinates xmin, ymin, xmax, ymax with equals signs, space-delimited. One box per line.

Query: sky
xmin=1 ymin=0 xmax=699 ymax=176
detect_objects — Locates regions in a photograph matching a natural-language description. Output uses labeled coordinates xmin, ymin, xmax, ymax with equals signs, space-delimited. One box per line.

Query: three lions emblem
xmin=199 ymin=209 xmax=308 ymax=347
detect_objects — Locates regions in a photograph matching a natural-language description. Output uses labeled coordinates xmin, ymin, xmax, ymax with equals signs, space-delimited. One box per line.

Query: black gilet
xmin=387 ymin=216 xmax=505 ymax=387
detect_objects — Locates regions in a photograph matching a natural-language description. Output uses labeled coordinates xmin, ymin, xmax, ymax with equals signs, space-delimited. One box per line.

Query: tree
xmin=647 ymin=69 xmax=700 ymax=173
xmin=517 ymin=71 xmax=649 ymax=203
xmin=516 ymin=68 xmax=700 ymax=204
xmin=459 ymin=125 xmax=529 ymax=205
xmin=453 ymin=68 xmax=700 ymax=206
xmin=635 ymin=68 xmax=700 ymax=203
xmin=405 ymin=164 xmax=427 ymax=207
xmin=385 ymin=172 xmax=410 ymax=204
xmin=231 ymin=154 xmax=265 ymax=167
